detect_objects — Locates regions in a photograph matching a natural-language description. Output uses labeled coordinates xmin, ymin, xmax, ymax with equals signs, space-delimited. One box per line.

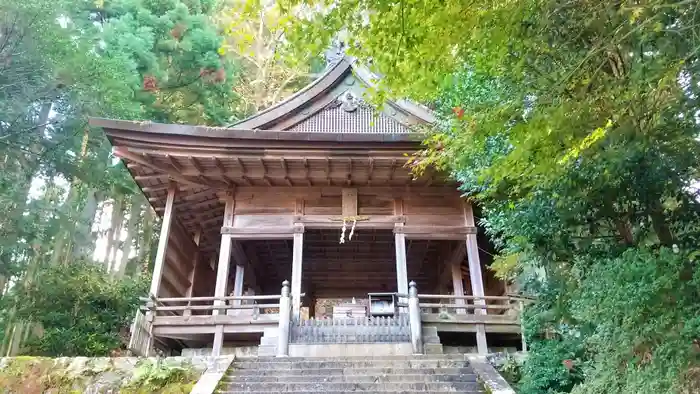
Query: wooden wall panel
xmin=234 ymin=192 xmax=295 ymax=214
xmin=233 ymin=214 xmax=293 ymax=229
xmin=303 ymin=195 xmax=342 ymax=216
xmin=358 ymin=193 xmax=394 ymax=216
xmin=158 ymin=219 xmax=197 ymax=299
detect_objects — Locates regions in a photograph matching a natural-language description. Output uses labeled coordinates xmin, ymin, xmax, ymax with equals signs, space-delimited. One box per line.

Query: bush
xmin=11 ymin=260 xmax=146 ymax=356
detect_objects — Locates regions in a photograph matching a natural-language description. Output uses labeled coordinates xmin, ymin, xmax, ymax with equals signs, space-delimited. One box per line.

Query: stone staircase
xmin=215 ymin=355 xmax=486 ymax=393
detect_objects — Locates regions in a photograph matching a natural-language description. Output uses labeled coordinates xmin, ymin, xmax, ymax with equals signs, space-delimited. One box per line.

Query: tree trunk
xmin=136 ymin=207 xmax=156 ymax=278
xmin=103 ymin=197 xmax=123 ymax=271
xmin=115 ymin=198 xmax=141 ymax=278
xmin=649 ymin=200 xmax=674 ymax=247
xmin=615 ymin=219 xmax=634 ymax=245
xmin=49 ymin=181 xmax=74 ymax=266
xmin=72 ymin=188 xmax=100 ymax=260
xmin=108 ymin=202 xmax=125 ymax=272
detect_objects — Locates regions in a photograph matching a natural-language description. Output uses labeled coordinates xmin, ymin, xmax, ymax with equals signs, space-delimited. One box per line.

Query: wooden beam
xmin=188 ymin=156 xmax=205 ymax=174
xmin=142 ymin=186 xmax=172 ymax=194
xmin=281 ymin=158 xmax=293 ymax=186
xmin=403 ymin=226 xmax=476 ymax=239
xmin=114 ymin=148 xmax=205 ymax=188
xmin=135 ymin=174 xmax=170 ymax=182
xmin=342 ymin=188 xmax=358 ymax=217
xmin=183 ymin=228 xmax=202 ymax=317
xmin=183 ymin=210 xmax=224 ymax=227
xmin=231 ymin=242 xmax=257 ymax=291
xmin=463 ymin=201 xmax=487 ymax=355
xmin=303 ymin=158 xmax=311 ymax=186
xmin=235 ymin=157 xmax=253 ymax=186
xmin=155 ymin=197 xmax=222 ymax=213
xmin=212 ymin=191 xmax=235 ymax=356
xmin=149 ymin=184 xmax=177 ymax=297
xmin=259 ymin=158 xmax=273 ymax=186
xmin=394 ymin=223 xmax=408 ymax=302
xmin=367 ymin=158 xmax=374 ymax=185
xmin=165 ymin=154 xmax=183 ymax=172
xmin=449 ymin=243 xmax=468 ymax=314
xmin=291 ymin=225 xmax=304 ymax=319
xmin=221 ymin=227 xmax=295 ymax=239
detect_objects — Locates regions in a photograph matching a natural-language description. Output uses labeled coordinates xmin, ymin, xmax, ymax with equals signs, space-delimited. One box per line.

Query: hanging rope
xmin=340 ymin=219 xmax=347 ymax=244
xmin=348 ymin=217 xmax=357 ymax=241
xmin=333 ymin=215 xmax=369 ymax=244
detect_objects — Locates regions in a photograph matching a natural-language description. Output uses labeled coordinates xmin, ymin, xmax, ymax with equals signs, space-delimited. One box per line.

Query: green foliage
xmin=102 ymin=0 xmax=242 ymax=125
xmin=10 ymin=261 xmax=145 ymax=356
xmin=495 ymin=354 xmax=524 ymax=388
xmin=281 ymin=0 xmax=700 ymax=392
xmin=124 ymin=359 xmax=197 ymax=394
xmin=0 ymin=0 xmax=244 ymax=355
xmin=0 ymin=357 xmax=200 ymax=394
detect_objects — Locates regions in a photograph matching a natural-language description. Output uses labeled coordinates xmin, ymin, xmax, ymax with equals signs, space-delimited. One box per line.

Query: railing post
xmin=143 ymin=296 xmax=156 ymax=356
xmin=519 ymin=300 xmax=527 ymax=352
xmin=277 ymin=280 xmax=291 ymax=357
xmin=408 ymin=281 xmax=424 ymax=354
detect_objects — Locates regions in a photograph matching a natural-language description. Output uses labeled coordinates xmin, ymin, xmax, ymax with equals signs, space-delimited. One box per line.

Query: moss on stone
xmin=0 ymin=357 xmax=201 ymax=394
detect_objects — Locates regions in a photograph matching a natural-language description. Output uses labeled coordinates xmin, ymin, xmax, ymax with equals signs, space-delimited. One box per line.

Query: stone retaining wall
xmin=0 ymin=356 xmax=211 ymax=393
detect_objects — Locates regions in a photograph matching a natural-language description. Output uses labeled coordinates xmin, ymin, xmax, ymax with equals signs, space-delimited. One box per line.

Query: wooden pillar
xmin=394 ymin=225 xmax=408 ymax=309
xmin=149 ymin=184 xmax=177 ymax=297
xmin=464 ymin=202 xmax=488 ymax=355
xmin=291 ymin=225 xmax=304 ymax=320
xmin=444 ymin=243 xmax=467 ymax=314
xmin=408 ymin=281 xmax=424 ymax=354
xmin=212 ymin=191 xmax=235 ymax=357
xmin=308 ymin=293 xmax=316 ymax=319
xmin=232 ymin=265 xmax=245 ymax=304
xmin=450 ymin=249 xmax=467 ymax=315
xmin=393 ymin=198 xmax=408 ymax=310
xmin=183 ymin=228 xmax=202 ymax=317
xmin=277 ymin=281 xmax=291 ymax=357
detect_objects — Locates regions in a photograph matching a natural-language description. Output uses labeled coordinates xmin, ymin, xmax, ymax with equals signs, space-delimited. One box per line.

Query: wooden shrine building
xmin=90 ymin=56 xmax=525 ymax=358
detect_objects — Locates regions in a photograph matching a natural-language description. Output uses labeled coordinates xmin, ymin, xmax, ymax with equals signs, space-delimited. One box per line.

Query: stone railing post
xmin=408 ymin=281 xmax=424 ymax=354
xmin=277 ymin=280 xmax=291 ymax=357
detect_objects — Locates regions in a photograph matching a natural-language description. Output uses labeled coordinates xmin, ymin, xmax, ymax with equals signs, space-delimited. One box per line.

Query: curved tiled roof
xmin=232 ymin=56 xmax=435 ymax=133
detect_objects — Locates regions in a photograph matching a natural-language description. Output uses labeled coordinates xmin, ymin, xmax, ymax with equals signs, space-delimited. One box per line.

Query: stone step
xmin=425 ymin=343 xmax=443 ymax=354
xmin=260 ymin=336 xmax=278 ymax=346
xmin=233 ymin=360 xmax=470 ymax=370
xmin=218 ymin=392 xmax=483 ymax=394
xmin=248 ymin=354 xmax=467 ymax=361
xmin=226 ymin=367 xmax=475 ymax=377
xmin=422 ymin=326 xmax=438 ymax=336
xmin=218 ymin=382 xmax=483 ymax=392
xmin=222 ymin=373 xmax=477 ymax=383
xmin=258 ymin=347 xmax=446 ymax=358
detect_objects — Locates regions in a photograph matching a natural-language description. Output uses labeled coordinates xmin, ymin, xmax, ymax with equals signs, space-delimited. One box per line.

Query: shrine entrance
xmin=238 ymin=229 xmax=451 ymax=321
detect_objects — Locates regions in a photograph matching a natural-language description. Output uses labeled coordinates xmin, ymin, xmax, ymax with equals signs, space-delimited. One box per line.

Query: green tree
xmin=12 ymin=260 xmax=145 ymax=356
xmin=280 ymin=0 xmax=700 ymax=392
xmin=0 ymin=0 xmax=242 ymax=355
xmin=101 ymin=0 xmax=242 ymax=125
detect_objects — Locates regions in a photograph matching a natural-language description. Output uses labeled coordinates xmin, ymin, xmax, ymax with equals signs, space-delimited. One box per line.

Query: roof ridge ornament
xmin=324 ymin=38 xmax=346 ymax=67
xmin=340 ymin=91 xmax=358 ymax=112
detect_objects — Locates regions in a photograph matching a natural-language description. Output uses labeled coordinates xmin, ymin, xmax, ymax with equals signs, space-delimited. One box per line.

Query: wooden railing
xmin=416 ymin=294 xmax=532 ymax=315
xmin=128 ymin=308 xmax=152 ymax=356
xmin=139 ymin=294 xmax=281 ymax=317
xmin=416 ymin=292 xmax=534 ymax=353
xmin=130 ymin=281 xmax=293 ymax=357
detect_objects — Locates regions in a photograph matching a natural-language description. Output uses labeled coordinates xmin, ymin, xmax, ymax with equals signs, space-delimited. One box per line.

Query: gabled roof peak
xmin=232 ymin=56 xmax=435 ymax=133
